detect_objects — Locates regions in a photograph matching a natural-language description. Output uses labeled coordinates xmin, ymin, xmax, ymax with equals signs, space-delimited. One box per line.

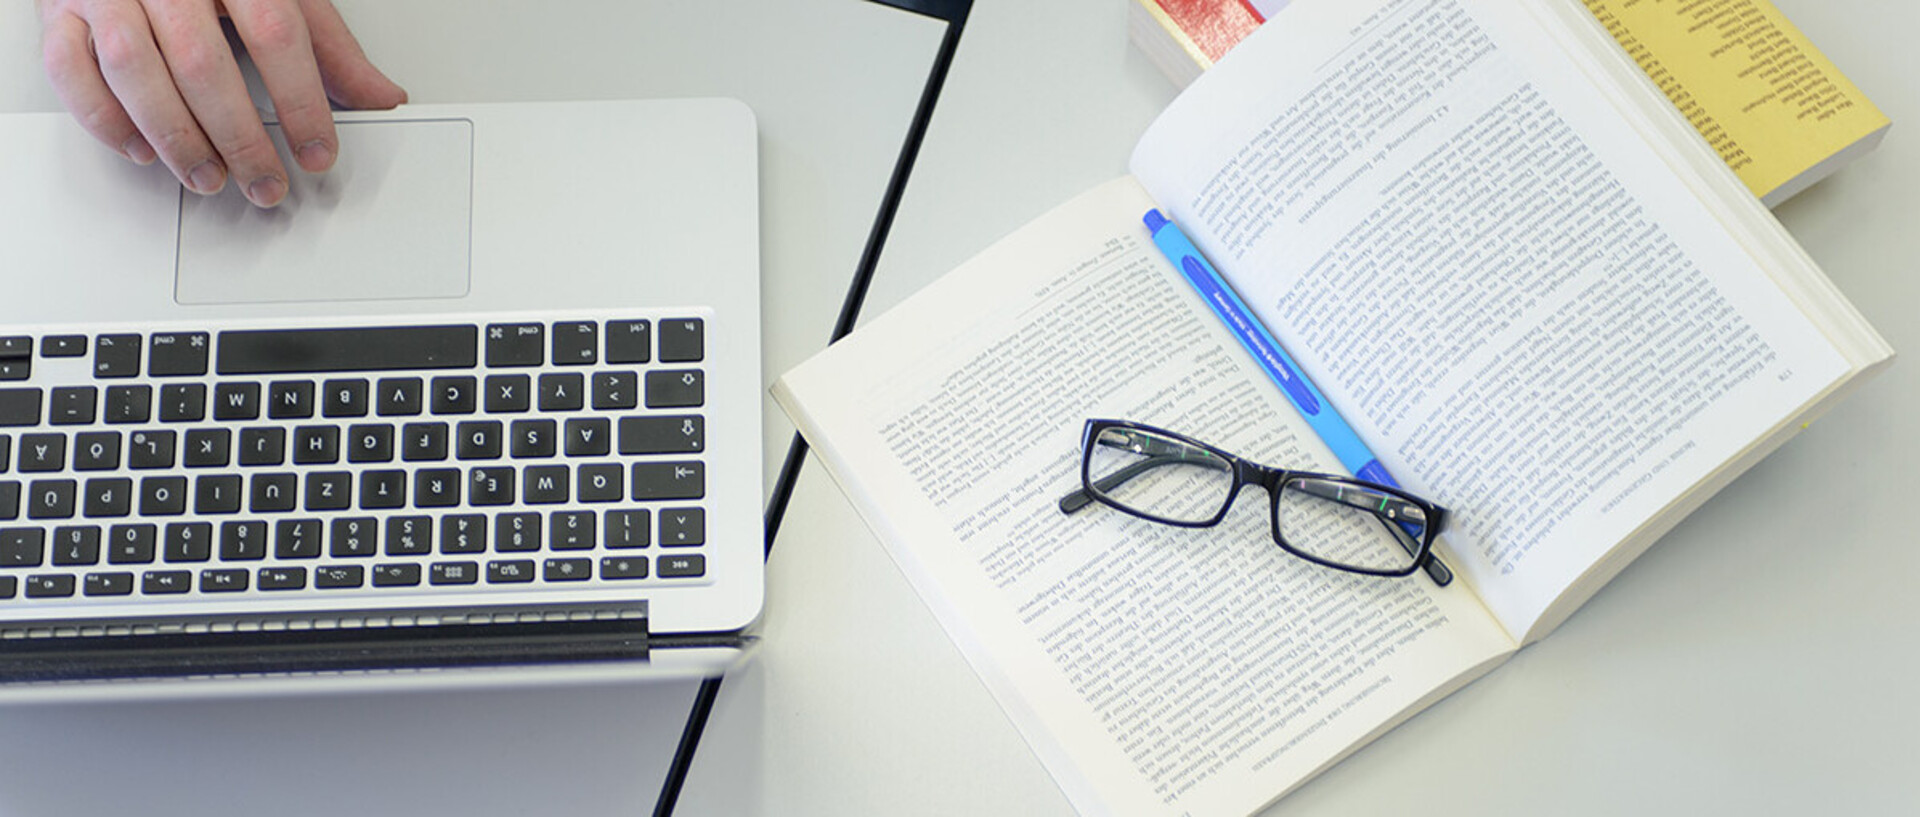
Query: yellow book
xmin=1582 ymin=0 xmax=1890 ymax=205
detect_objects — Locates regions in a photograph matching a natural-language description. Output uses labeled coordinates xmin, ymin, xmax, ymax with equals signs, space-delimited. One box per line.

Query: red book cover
xmin=1147 ymin=0 xmax=1264 ymax=62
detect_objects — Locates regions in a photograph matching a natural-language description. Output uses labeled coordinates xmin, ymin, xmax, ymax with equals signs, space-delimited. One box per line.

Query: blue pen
xmin=1145 ymin=210 xmax=1452 ymax=585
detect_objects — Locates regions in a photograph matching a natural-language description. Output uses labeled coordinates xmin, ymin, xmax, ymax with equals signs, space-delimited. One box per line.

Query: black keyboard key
xmin=200 ymin=569 xmax=249 ymax=592
xmin=645 ymin=370 xmax=705 ymax=409
xmin=19 ymin=434 xmax=65 ymax=471
xmin=85 ymin=571 xmax=136 ymax=596
xmin=321 ymin=378 xmax=371 ymax=417
xmin=553 ymin=322 xmax=598 ymax=365
xmin=549 ymin=511 xmax=596 ymax=550
xmin=158 ymin=383 xmax=207 ymax=422
xmin=274 ymin=519 xmax=322 ymax=559
xmin=523 ymin=465 xmax=569 ymax=504
xmin=0 ymin=481 xmax=18 ymax=520
xmin=145 ymin=332 xmax=208 ymax=377
xmin=0 ymin=359 xmax=29 ymax=381
xmin=376 ymin=377 xmax=424 ymax=416
xmin=51 ymin=526 xmax=101 ymax=565
xmin=373 ymin=563 xmax=421 ymax=587
xmin=384 ymin=517 xmax=433 ymax=555
xmin=94 ymin=334 xmax=142 ymax=378
xmin=74 ymin=432 xmax=120 ymax=471
xmin=194 ymin=474 xmax=243 ymax=514
xmin=470 ymin=467 xmax=515 ymax=506
xmin=217 ymin=326 xmax=479 ymax=375
xmin=430 ymin=561 xmax=478 ymax=585
xmin=604 ymin=510 xmax=650 ymax=548
xmin=510 ymin=419 xmax=557 ymax=458
xmin=108 ymin=524 xmax=156 ymax=563
xmin=0 ymin=337 xmax=32 ymax=358
xmin=591 ymin=371 xmax=638 ymax=410
xmin=359 ymin=469 xmax=407 ymax=509
xmin=0 ymin=575 xmax=13 ymax=598
xmin=619 ymin=416 xmax=704 ymax=455
xmin=250 ymin=472 xmax=297 ymax=512
xmin=658 ymin=318 xmax=704 ymax=362
xmin=495 ymin=513 xmax=541 ymax=552
xmin=431 ymin=375 xmax=478 ymax=414
xmin=142 ymin=570 xmax=192 ymax=594
xmin=219 ymin=521 xmax=268 ymax=560
xmin=484 ymin=374 xmax=531 ymax=413
xmin=544 ymin=557 xmax=592 ymax=582
xmin=292 ymin=425 xmax=340 ymax=464
xmin=485 ymin=323 xmax=544 ymax=367
xmin=128 ymin=430 xmax=176 ymax=469
xmin=315 ymin=565 xmax=364 ymax=589
xmin=414 ymin=469 xmax=461 ymax=507
xmin=440 ymin=515 xmax=486 ymax=554
xmin=402 ymin=422 xmax=449 ymax=461
xmin=26 ymin=574 xmax=76 ymax=598
xmin=631 ymin=461 xmax=705 ymax=500
xmin=600 ymin=555 xmax=649 ymax=579
xmin=138 ymin=476 xmax=186 ymax=516
xmin=50 ymin=386 xmax=98 ymax=424
xmin=184 ymin=428 xmax=232 ymax=467
xmin=41 ymin=336 xmax=87 ymax=358
xmin=0 ymin=436 xmax=8 ymax=474
xmin=0 ymin=388 xmax=40 ymax=427
xmin=330 ymin=517 xmax=378 ymax=557
xmin=104 ymin=385 xmax=153 ymax=423
xmin=659 ymin=508 xmax=705 ymax=547
xmin=658 ymin=554 xmax=706 ymax=578
xmin=606 ymin=320 xmax=651 ymax=363
xmin=456 ymin=420 xmax=503 ymax=460
xmin=346 ymin=424 xmax=395 ymax=463
xmin=163 ymin=522 xmax=213 ymax=562
xmin=269 ymin=381 xmax=316 ymax=419
xmin=29 ymin=479 xmax=78 ymax=519
xmin=537 ymin=373 xmax=585 ymax=411
xmin=578 ymin=463 xmax=623 ymax=503
xmin=213 ymin=382 xmax=261 ymax=420
xmin=1 ymin=528 xmax=46 ymax=566
xmin=258 ymin=567 xmax=306 ymax=590
xmin=486 ymin=559 xmax=535 ymax=583
xmin=304 ymin=471 xmax=352 ymax=510
xmin=239 ymin=427 xmax=286 ymax=466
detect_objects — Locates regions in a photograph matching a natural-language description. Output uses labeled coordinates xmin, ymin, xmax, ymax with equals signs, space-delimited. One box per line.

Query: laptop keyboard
xmin=0 ymin=312 xmax=716 ymax=611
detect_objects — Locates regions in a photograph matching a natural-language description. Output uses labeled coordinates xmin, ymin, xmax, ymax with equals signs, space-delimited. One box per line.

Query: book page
xmin=1127 ymin=0 xmax=1852 ymax=638
xmin=776 ymin=178 xmax=1514 ymax=816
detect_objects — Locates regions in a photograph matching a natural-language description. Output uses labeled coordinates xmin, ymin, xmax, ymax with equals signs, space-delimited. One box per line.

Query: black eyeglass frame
xmin=1060 ymin=418 xmax=1454 ymax=585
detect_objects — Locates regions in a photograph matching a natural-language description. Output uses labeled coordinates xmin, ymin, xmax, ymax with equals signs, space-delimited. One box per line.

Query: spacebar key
xmin=216 ymin=326 xmax=479 ymax=374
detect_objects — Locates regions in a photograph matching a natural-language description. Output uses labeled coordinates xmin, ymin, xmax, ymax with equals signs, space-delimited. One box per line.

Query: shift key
xmin=619 ymin=416 xmax=703 ymax=454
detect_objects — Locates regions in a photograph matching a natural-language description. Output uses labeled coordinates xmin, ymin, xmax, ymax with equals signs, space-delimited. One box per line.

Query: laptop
xmin=0 ymin=98 xmax=764 ymax=697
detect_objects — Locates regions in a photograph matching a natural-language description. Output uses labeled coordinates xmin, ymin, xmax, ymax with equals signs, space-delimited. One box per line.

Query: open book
xmin=775 ymin=0 xmax=1893 ymax=814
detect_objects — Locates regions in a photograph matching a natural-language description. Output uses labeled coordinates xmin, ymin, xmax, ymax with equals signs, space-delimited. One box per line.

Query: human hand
xmin=37 ymin=0 xmax=407 ymax=207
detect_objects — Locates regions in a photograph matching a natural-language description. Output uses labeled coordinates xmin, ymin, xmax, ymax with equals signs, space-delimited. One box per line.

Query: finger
xmin=298 ymin=0 xmax=406 ymax=109
xmin=223 ymin=0 xmax=335 ymax=173
xmin=87 ymin=0 xmax=229 ymax=195
xmin=145 ymin=0 xmax=290 ymax=207
xmin=40 ymin=10 xmax=155 ymax=164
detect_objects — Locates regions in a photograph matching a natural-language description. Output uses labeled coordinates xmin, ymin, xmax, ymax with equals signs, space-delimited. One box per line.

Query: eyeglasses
xmin=1058 ymin=419 xmax=1453 ymax=585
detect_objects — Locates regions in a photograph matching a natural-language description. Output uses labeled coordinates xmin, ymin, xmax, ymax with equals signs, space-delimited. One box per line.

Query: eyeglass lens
xmin=1274 ymin=478 xmax=1428 ymax=572
xmin=1086 ymin=426 xmax=1233 ymax=524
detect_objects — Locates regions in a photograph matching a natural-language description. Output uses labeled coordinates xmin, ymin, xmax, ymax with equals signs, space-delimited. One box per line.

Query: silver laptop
xmin=0 ymin=99 xmax=764 ymax=697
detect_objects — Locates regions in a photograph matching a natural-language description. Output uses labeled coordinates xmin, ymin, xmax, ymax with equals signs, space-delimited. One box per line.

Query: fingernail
xmin=121 ymin=134 xmax=156 ymax=165
xmin=185 ymin=160 xmax=226 ymax=195
xmin=295 ymin=139 xmax=335 ymax=172
xmin=246 ymin=175 xmax=288 ymax=208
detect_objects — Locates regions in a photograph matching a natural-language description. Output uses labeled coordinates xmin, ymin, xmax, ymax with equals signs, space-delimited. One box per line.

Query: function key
xmin=25 ymin=574 xmax=76 ymax=598
xmin=658 ymin=319 xmax=704 ymax=362
xmin=606 ymin=320 xmax=651 ymax=364
xmin=84 ymin=572 xmax=135 ymax=596
xmin=41 ymin=336 xmax=87 ymax=358
xmin=142 ymin=570 xmax=192 ymax=594
xmin=0 ymin=337 xmax=32 ymax=359
xmin=552 ymin=322 xmax=598 ymax=366
xmin=485 ymin=323 xmax=545 ymax=367
xmin=148 ymin=332 xmax=210 ymax=377
xmin=430 ymin=561 xmax=478 ymax=585
xmin=0 ymin=575 xmax=13 ymax=599
xmin=258 ymin=566 xmax=306 ymax=590
xmin=94 ymin=334 xmax=142 ymax=378
xmin=543 ymin=557 xmax=591 ymax=582
xmin=658 ymin=554 xmax=705 ymax=578
xmin=600 ymin=555 xmax=648 ymax=580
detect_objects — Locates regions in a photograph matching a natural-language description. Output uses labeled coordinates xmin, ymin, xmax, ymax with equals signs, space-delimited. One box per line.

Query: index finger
xmin=224 ymin=0 xmax=337 ymax=174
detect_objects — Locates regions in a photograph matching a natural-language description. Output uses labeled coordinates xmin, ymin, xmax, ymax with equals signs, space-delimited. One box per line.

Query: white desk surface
xmin=3 ymin=1 xmax=1918 ymax=815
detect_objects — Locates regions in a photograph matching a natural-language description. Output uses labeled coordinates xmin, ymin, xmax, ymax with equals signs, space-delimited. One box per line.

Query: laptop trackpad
xmin=175 ymin=118 xmax=473 ymax=305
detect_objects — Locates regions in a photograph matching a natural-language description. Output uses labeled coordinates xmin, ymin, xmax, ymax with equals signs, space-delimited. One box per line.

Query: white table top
xmin=3 ymin=1 xmax=1917 ymax=815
